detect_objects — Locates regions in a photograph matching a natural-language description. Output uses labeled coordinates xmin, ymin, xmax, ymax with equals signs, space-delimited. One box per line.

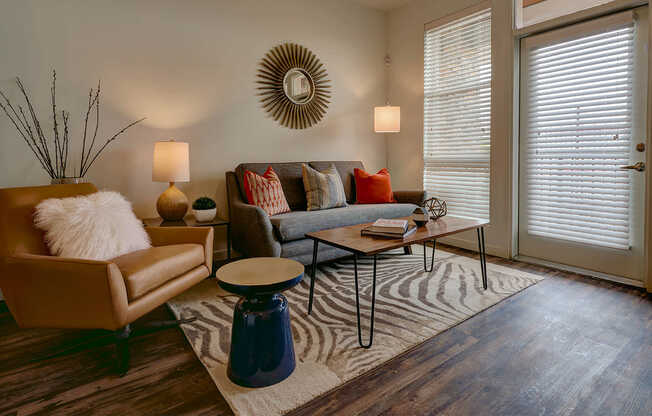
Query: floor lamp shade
xmin=374 ymin=106 xmax=400 ymax=133
xmin=153 ymin=141 xmax=190 ymax=221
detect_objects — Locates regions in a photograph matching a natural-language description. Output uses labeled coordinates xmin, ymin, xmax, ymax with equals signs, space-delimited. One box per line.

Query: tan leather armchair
xmin=0 ymin=184 xmax=213 ymax=373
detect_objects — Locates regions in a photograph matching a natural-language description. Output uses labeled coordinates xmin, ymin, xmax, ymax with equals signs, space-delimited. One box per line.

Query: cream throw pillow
xmin=302 ymin=163 xmax=348 ymax=211
xmin=34 ymin=191 xmax=151 ymax=260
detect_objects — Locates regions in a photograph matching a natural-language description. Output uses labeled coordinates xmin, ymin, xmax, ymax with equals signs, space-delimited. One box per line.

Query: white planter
xmin=193 ymin=208 xmax=217 ymax=222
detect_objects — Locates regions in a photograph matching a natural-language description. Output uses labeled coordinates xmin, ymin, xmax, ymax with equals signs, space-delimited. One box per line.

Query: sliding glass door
xmin=519 ymin=7 xmax=648 ymax=281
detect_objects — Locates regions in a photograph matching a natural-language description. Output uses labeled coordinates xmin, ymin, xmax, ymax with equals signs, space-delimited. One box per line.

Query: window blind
xmin=424 ymin=8 xmax=492 ymax=221
xmin=524 ymin=24 xmax=635 ymax=250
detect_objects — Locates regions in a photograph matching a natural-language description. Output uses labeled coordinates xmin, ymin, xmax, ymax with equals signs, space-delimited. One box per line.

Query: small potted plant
xmin=192 ymin=197 xmax=217 ymax=222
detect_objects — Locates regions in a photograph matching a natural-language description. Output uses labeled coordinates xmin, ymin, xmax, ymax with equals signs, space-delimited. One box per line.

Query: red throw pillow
xmin=354 ymin=168 xmax=396 ymax=204
xmin=243 ymin=166 xmax=291 ymax=216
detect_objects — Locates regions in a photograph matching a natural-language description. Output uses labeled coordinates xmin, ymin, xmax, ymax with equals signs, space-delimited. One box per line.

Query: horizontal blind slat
xmin=424 ymin=9 xmax=491 ymax=222
xmin=524 ymin=23 xmax=634 ymax=250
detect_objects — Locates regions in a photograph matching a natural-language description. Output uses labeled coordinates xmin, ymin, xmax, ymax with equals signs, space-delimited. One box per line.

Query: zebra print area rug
xmin=167 ymin=249 xmax=543 ymax=416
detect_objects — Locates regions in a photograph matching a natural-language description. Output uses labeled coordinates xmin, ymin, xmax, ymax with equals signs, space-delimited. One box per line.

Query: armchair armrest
xmin=145 ymin=226 xmax=213 ymax=270
xmin=1 ymin=253 xmax=128 ymax=330
xmin=394 ymin=190 xmax=427 ymax=206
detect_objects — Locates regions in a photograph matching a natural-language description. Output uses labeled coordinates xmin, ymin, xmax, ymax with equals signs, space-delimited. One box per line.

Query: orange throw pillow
xmin=354 ymin=168 xmax=396 ymax=204
xmin=243 ymin=166 xmax=291 ymax=216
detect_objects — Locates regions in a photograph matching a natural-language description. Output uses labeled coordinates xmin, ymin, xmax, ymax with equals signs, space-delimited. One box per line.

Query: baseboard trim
xmin=515 ymin=255 xmax=645 ymax=288
xmin=438 ymin=235 xmax=508 ymax=258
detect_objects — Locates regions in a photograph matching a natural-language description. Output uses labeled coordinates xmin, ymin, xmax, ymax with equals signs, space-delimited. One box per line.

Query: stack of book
xmin=361 ymin=218 xmax=417 ymax=239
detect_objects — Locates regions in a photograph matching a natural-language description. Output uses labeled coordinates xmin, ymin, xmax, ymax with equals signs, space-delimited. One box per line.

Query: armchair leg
xmin=31 ymin=317 xmax=197 ymax=376
xmin=114 ymin=318 xmax=197 ymax=376
xmin=115 ymin=325 xmax=131 ymax=376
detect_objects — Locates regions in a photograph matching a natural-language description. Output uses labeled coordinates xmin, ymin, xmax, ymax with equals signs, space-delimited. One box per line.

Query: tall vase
xmin=50 ymin=177 xmax=87 ymax=185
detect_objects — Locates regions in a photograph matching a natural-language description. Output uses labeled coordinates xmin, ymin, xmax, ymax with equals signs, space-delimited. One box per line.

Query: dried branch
xmin=18 ymin=105 xmax=54 ymax=177
xmin=51 ymin=70 xmax=61 ymax=178
xmin=81 ymin=82 xmax=101 ymax=174
xmin=89 ymin=82 xmax=100 ymax=169
xmin=62 ymin=110 xmax=70 ymax=177
xmin=80 ymin=88 xmax=94 ymax=174
xmin=0 ymin=93 xmax=53 ymax=176
xmin=81 ymin=117 xmax=146 ymax=177
xmin=1 ymin=71 xmax=145 ymax=180
xmin=16 ymin=77 xmax=54 ymax=173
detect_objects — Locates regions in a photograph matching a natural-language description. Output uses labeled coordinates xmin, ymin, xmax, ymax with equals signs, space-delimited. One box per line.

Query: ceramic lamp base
xmin=156 ymin=182 xmax=188 ymax=221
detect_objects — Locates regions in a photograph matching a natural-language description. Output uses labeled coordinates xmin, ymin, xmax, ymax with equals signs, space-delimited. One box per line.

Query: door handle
xmin=620 ymin=162 xmax=646 ymax=172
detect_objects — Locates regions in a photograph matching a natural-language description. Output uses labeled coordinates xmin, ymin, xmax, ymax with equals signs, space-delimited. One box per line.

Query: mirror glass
xmin=283 ymin=69 xmax=314 ymax=104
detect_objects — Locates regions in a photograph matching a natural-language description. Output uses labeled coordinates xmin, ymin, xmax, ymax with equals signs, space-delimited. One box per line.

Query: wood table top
xmin=305 ymin=216 xmax=489 ymax=256
xmin=216 ymin=257 xmax=304 ymax=287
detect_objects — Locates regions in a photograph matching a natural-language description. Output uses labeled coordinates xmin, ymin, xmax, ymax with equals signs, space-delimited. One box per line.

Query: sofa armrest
xmin=226 ymin=171 xmax=281 ymax=257
xmin=230 ymin=200 xmax=281 ymax=257
xmin=393 ymin=190 xmax=427 ymax=206
xmin=1 ymin=254 xmax=128 ymax=330
xmin=145 ymin=226 xmax=213 ymax=270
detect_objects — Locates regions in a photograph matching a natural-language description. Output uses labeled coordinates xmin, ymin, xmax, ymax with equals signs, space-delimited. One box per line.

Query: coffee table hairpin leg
xmin=353 ymin=254 xmax=377 ymax=349
xmin=476 ymin=227 xmax=488 ymax=290
xmin=308 ymin=240 xmax=319 ymax=315
xmin=423 ymin=240 xmax=436 ymax=272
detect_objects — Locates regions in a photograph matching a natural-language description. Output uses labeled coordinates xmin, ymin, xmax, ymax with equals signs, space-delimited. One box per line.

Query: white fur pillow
xmin=34 ymin=191 xmax=151 ymax=261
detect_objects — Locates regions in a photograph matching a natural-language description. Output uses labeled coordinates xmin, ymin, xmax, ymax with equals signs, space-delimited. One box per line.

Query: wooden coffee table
xmin=305 ymin=216 xmax=489 ymax=348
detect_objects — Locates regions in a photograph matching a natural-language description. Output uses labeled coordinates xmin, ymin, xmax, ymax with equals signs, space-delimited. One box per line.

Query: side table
xmin=216 ymin=258 xmax=303 ymax=387
xmin=143 ymin=216 xmax=231 ymax=271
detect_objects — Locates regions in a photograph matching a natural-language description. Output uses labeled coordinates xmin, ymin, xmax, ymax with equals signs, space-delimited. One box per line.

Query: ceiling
xmin=353 ymin=0 xmax=413 ymax=11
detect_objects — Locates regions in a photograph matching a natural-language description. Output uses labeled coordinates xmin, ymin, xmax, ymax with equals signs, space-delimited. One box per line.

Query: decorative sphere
xmin=423 ymin=197 xmax=447 ymax=220
xmin=411 ymin=206 xmax=429 ymax=227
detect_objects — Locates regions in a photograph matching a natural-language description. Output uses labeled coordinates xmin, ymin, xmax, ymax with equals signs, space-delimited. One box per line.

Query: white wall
xmin=387 ymin=0 xmax=516 ymax=257
xmin=0 ymin=0 xmax=389 ymax=254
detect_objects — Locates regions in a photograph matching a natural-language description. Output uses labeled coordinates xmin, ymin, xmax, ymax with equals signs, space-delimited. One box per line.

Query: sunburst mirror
xmin=256 ymin=43 xmax=331 ymax=129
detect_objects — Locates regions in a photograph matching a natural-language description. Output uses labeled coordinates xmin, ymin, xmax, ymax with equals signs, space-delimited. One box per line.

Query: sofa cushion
xmin=236 ymin=162 xmax=306 ymax=210
xmin=302 ymin=163 xmax=347 ymax=211
xmin=111 ymin=243 xmax=205 ymax=301
xmin=243 ymin=166 xmax=291 ymax=216
xmin=354 ymin=168 xmax=396 ymax=204
xmin=270 ymin=203 xmax=417 ymax=242
xmin=309 ymin=161 xmax=364 ymax=203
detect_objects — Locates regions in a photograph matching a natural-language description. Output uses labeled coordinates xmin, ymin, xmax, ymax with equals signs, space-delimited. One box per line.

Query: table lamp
xmin=153 ymin=140 xmax=190 ymax=221
xmin=374 ymin=105 xmax=400 ymax=133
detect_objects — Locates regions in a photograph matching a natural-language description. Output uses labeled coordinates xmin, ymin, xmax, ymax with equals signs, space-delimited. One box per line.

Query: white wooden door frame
xmin=517 ymin=7 xmax=649 ymax=282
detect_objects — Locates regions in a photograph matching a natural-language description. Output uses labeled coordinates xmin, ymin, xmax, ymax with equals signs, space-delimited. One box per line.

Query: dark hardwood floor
xmin=1 ymin=247 xmax=651 ymax=416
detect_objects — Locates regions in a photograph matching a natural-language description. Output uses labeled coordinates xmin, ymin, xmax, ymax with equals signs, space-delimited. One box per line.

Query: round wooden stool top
xmin=216 ymin=257 xmax=304 ymax=297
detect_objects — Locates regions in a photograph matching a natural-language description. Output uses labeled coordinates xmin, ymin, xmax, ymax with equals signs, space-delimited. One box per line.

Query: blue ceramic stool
xmin=216 ymin=258 xmax=304 ymax=388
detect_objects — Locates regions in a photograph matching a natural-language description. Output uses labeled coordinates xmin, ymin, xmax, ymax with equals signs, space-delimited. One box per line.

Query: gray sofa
xmin=225 ymin=161 xmax=426 ymax=265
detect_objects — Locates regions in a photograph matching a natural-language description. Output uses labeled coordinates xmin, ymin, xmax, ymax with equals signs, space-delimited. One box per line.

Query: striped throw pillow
xmin=302 ymin=163 xmax=348 ymax=211
xmin=243 ymin=166 xmax=291 ymax=216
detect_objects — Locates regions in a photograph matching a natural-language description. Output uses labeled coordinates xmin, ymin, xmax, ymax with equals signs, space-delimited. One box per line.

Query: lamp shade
xmin=374 ymin=106 xmax=400 ymax=133
xmin=152 ymin=141 xmax=190 ymax=182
